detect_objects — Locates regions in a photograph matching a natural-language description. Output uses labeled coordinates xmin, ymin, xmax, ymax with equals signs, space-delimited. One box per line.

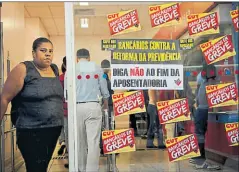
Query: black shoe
xmin=64 ymin=163 xmax=69 ymax=168
xmin=157 ymin=145 xmax=166 ymax=149
xmin=58 ymin=145 xmax=66 ymax=155
xmin=146 ymin=145 xmax=157 ymax=149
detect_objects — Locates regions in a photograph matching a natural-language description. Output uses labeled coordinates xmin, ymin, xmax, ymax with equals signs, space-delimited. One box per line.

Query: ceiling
xmin=24 ymin=2 xmax=168 ymax=36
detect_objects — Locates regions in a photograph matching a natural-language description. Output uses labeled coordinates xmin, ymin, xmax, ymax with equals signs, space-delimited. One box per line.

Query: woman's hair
xmin=32 ymin=37 xmax=53 ymax=51
xmin=61 ymin=56 xmax=66 ymax=73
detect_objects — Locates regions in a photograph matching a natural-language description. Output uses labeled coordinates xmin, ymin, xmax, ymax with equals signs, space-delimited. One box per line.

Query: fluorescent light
xmin=79 ymin=2 xmax=89 ymax=6
xmin=81 ymin=18 xmax=88 ymax=28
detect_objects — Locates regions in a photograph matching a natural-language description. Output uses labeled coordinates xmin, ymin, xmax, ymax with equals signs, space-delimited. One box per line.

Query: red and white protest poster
xmin=102 ymin=128 xmax=136 ymax=154
xmin=206 ymin=83 xmax=238 ymax=108
xmin=157 ymin=98 xmax=191 ymax=124
xmin=200 ymin=35 xmax=236 ymax=65
xmin=187 ymin=12 xmax=219 ymax=36
xmin=225 ymin=122 xmax=239 ymax=147
xmin=148 ymin=3 xmax=181 ymax=28
xmin=230 ymin=10 xmax=239 ymax=32
xmin=112 ymin=90 xmax=146 ymax=117
xmin=107 ymin=9 xmax=141 ymax=36
xmin=166 ymin=134 xmax=200 ymax=162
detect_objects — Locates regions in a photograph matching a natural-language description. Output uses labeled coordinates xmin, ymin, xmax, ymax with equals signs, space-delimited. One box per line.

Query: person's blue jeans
xmin=193 ymin=108 xmax=208 ymax=161
xmin=146 ymin=104 xmax=164 ymax=147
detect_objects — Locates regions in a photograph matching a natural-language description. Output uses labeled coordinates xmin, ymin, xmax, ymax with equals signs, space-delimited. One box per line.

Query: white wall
xmin=24 ymin=18 xmax=49 ymax=61
xmin=39 ymin=19 xmax=49 ymax=38
xmin=2 ymin=2 xmax=25 ymax=69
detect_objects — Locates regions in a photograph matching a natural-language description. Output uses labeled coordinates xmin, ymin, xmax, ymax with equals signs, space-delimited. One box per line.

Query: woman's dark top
xmin=11 ymin=61 xmax=64 ymax=129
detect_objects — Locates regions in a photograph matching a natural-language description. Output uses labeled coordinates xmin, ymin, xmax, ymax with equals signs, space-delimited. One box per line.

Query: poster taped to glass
xmin=230 ymin=9 xmax=239 ymax=32
xmin=148 ymin=3 xmax=181 ymax=28
xmin=206 ymin=83 xmax=238 ymax=108
xmin=112 ymin=90 xmax=146 ymax=117
xmin=200 ymin=35 xmax=236 ymax=65
xmin=179 ymin=38 xmax=194 ymax=50
xmin=102 ymin=129 xmax=136 ymax=154
xmin=111 ymin=64 xmax=183 ymax=90
xmin=166 ymin=134 xmax=200 ymax=162
xmin=225 ymin=122 xmax=239 ymax=147
xmin=107 ymin=9 xmax=141 ymax=36
xmin=157 ymin=98 xmax=191 ymax=124
xmin=187 ymin=12 xmax=219 ymax=36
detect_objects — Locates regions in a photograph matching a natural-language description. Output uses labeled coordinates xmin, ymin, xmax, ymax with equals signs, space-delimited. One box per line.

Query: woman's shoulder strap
xmin=50 ymin=63 xmax=59 ymax=76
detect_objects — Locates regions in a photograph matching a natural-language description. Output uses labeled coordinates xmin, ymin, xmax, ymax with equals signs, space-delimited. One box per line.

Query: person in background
xmin=66 ymin=48 xmax=109 ymax=172
xmin=57 ymin=58 xmax=67 ymax=156
xmin=100 ymin=59 xmax=114 ymax=129
xmin=128 ymin=90 xmax=138 ymax=136
xmin=0 ymin=37 xmax=64 ymax=172
xmin=190 ymin=63 xmax=221 ymax=170
xmin=100 ymin=59 xmax=114 ymax=155
xmin=146 ymin=90 xmax=166 ymax=149
xmin=141 ymin=90 xmax=150 ymax=139
xmin=157 ymin=90 xmax=175 ymax=140
xmin=58 ymin=56 xmax=69 ymax=168
xmin=195 ymin=61 xmax=207 ymax=106
xmin=175 ymin=71 xmax=196 ymax=136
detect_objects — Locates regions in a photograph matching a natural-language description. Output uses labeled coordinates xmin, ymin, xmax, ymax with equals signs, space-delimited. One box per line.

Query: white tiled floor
xmin=17 ymin=146 xmax=237 ymax=172
xmin=16 ymin=137 xmax=238 ymax=172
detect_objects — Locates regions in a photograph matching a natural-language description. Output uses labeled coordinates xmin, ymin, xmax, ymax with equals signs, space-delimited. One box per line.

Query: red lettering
xmin=103 ymin=131 xmax=114 ymax=137
xmin=206 ymin=85 xmax=218 ymax=91
xmin=113 ymin=93 xmax=124 ymax=99
xmin=150 ymin=6 xmax=160 ymax=12
xmin=157 ymin=101 xmax=169 ymax=107
xmin=108 ymin=13 xmax=119 ymax=19
xmin=226 ymin=123 xmax=239 ymax=129
xmin=166 ymin=138 xmax=178 ymax=144
xmin=231 ymin=10 xmax=238 ymax=16
xmin=201 ymin=42 xmax=212 ymax=49
xmin=187 ymin=14 xmax=198 ymax=20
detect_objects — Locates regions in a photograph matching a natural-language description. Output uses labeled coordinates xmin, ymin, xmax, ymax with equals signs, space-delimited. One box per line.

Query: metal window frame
xmin=64 ymin=2 xmax=79 ymax=172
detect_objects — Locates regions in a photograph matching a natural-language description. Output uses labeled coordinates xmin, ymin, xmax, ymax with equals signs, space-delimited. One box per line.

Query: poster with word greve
xmin=230 ymin=10 xmax=239 ymax=32
xmin=200 ymin=35 xmax=236 ymax=65
xmin=111 ymin=64 xmax=183 ymax=90
xmin=149 ymin=3 xmax=181 ymax=28
xmin=107 ymin=9 xmax=141 ymax=36
xmin=187 ymin=12 xmax=219 ymax=36
xmin=112 ymin=90 xmax=146 ymax=117
xmin=102 ymin=129 xmax=136 ymax=154
xmin=157 ymin=98 xmax=190 ymax=124
xmin=206 ymin=83 xmax=238 ymax=108
xmin=166 ymin=134 xmax=200 ymax=162
xmin=225 ymin=123 xmax=239 ymax=147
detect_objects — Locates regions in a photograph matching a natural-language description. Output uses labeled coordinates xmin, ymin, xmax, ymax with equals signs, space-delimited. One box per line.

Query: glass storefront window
xmin=65 ymin=2 xmax=239 ymax=172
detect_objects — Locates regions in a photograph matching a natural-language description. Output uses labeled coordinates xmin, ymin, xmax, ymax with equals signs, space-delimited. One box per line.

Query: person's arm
xmin=0 ymin=63 xmax=26 ymax=122
xmin=148 ymin=90 xmax=156 ymax=105
xmin=63 ymin=72 xmax=68 ymax=102
xmin=98 ymin=68 xmax=110 ymax=110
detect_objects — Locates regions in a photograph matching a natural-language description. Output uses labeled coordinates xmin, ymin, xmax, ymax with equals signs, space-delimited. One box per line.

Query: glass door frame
xmin=64 ymin=2 xmax=78 ymax=172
